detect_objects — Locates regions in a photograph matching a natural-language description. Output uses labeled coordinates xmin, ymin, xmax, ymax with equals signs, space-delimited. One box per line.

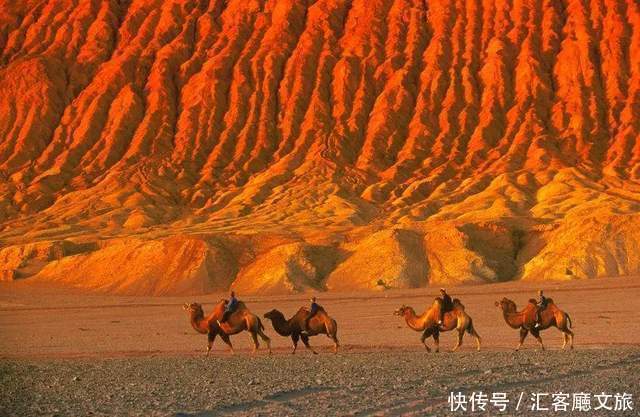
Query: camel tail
xmin=466 ymin=317 xmax=480 ymax=337
xmin=258 ymin=317 xmax=265 ymax=331
xmin=327 ymin=318 xmax=338 ymax=338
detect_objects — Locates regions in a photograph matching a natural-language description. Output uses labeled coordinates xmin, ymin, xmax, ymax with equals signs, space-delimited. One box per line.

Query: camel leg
xmin=257 ymin=328 xmax=272 ymax=354
xmin=291 ymin=334 xmax=299 ymax=354
xmin=250 ymin=331 xmax=260 ymax=354
xmin=324 ymin=320 xmax=339 ymax=353
xmin=332 ymin=335 xmax=339 ymax=354
xmin=569 ymin=330 xmax=574 ymax=350
xmin=565 ymin=315 xmax=575 ymax=349
xmin=516 ymin=328 xmax=528 ymax=351
xmin=433 ymin=330 xmax=440 ymax=353
xmin=469 ymin=327 xmax=482 ymax=351
xmin=420 ymin=329 xmax=432 ymax=352
xmin=466 ymin=319 xmax=481 ymax=351
xmin=451 ymin=329 xmax=464 ymax=352
xmin=219 ymin=333 xmax=234 ymax=355
xmin=326 ymin=331 xmax=341 ymax=354
xmin=530 ymin=329 xmax=545 ymax=351
xmin=563 ymin=327 xmax=574 ymax=350
xmin=301 ymin=334 xmax=318 ymax=355
xmin=206 ymin=332 xmax=216 ymax=357
xmin=326 ymin=331 xmax=339 ymax=354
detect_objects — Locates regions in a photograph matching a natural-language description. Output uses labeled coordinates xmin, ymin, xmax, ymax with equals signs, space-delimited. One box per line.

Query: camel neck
xmin=190 ymin=313 xmax=209 ymax=334
xmin=404 ymin=310 xmax=425 ymax=331
xmin=501 ymin=309 xmax=522 ymax=329
xmin=270 ymin=313 xmax=292 ymax=336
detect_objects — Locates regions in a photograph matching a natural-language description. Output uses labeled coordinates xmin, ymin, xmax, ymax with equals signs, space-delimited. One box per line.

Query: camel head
xmin=495 ymin=298 xmax=516 ymax=312
xmin=394 ymin=305 xmax=412 ymax=316
xmin=183 ymin=302 xmax=204 ymax=318
xmin=263 ymin=309 xmax=284 ymax=321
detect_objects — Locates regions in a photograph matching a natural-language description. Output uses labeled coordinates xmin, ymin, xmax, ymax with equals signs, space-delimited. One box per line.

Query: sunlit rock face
xmin=1 ymin=0 xmax=639 ymax=294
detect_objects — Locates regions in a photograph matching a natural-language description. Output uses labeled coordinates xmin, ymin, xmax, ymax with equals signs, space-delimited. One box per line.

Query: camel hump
xmin=294 ymin=306 xmax=327 ymax=321
xmin=452 ymin=298 xmax=465 ymax=310
xmin=222 ymin=301 xmax=248 ymax=314
xmin=299 ymin=305 xmax=326 ymax=313
xmin=528 ymin=298 xmax=538 ymax=305
xmin=220 ymin=299 xmax=248 ymax=309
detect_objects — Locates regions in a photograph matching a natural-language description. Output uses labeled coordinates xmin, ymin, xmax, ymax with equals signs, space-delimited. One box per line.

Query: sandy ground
xmin=1 ymin=277 xmax=639 ymax=416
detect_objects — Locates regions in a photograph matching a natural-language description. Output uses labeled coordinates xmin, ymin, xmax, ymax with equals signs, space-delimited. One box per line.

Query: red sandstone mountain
xmin=0 ymin=0 xmax=639 ymax=294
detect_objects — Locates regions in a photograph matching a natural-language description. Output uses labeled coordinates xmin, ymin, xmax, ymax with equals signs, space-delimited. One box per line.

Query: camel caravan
xmin=184 ymin=293 xmax=339 ymax=355
xmin=183 ymin=288 xmax=574 ymax=355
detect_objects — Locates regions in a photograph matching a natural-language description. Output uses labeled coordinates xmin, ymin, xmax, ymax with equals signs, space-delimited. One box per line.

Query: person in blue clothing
xmin=533 ymin=290 xmax=548 ymax=329
xmin=301 ymin=296 xmax=320 ymax=335
xmin=219 ymin=291 xmax=239 ymax=324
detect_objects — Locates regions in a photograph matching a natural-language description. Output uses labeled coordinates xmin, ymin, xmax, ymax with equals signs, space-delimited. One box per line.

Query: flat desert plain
xmin=1 ymin=277 xmax=639 ymax=416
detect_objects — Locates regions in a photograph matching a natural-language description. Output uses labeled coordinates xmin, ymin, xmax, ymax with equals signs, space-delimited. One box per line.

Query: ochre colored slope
xmin=0 ymin=0 xmax=639 ymax=294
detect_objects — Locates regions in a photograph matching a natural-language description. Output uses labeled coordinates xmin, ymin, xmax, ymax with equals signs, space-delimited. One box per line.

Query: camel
xmin=183 ymin=300 xmax=271 ymax=356
xmin=495 ymin=297 xmax=574 ymax=351
xmin=263 ymin=307 xmax=340 ymax=354
xmin=394 ymin=298 xmax=481 ymax=352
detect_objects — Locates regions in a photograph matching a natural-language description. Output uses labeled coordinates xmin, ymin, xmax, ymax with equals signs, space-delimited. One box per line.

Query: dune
xmin=325 ymin=229 xmax=428 ymax=291
xmin=231 ymin=242 xmax=338 ymax=295
xmin=520 ymin=214 xmax=640 ymax=281
xmin=30 ymin=236 xmax=237 ymax=295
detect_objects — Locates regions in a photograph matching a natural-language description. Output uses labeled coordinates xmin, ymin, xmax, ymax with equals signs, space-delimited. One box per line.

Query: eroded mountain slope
xmin=0 ymin=0 xmax=639 ymax=293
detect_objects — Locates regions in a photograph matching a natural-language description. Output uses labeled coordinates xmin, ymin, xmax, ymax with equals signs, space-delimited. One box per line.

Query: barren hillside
xmin=0 ymin=0 xmax=639 ymax=294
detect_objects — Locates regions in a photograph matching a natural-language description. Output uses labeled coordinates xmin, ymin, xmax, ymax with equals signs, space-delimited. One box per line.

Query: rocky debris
xmin=1 ymin=349 xmax=637 ymax=417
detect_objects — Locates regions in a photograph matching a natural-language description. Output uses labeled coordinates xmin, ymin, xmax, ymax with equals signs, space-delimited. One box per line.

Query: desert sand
xmin=2 ymin=277 xmax=639 ymax=357
xmin=1 ymin=277 xmax=639 ymax=416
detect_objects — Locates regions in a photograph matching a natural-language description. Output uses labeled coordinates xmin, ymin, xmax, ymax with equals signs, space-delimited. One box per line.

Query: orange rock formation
xmin=0 ymin=0 xmax=639 ymax=294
